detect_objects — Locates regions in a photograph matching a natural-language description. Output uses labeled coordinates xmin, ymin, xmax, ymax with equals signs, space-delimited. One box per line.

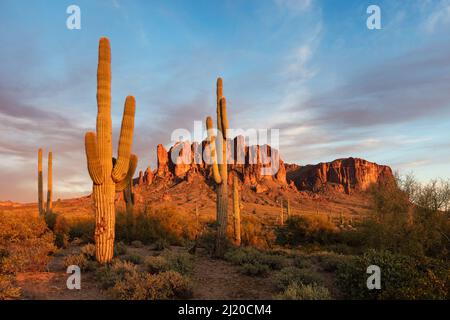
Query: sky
xmin=0 ymin=0 xmax=450 ymax=202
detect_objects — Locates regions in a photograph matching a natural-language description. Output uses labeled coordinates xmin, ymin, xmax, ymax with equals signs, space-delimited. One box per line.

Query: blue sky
xmin=1 ymin=0 xmax=450 ymax=201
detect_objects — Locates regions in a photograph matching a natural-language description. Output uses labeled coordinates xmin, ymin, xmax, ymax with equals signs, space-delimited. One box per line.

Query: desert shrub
xmin=121 ymin=254 xmax=143 ymax=265
xmin=145 ymin=271 xmax=193 ymax=299
xmin=131 ymin=240 xmax=143 ymax=248
xmin=44 ymin=210 xmax=58 ymax=230
xmin=310 ymin=252 xmax=351 ymax=272
xmin=275 ymin=282 xmax=331 ymax=300
xmin=0 ymin=212 xmax=56 ymax=274
xmin=197 ymin=230 xmax=217 ymax=255
xmin=114 ymin=242 xmax=128 ymax=256
xmin=225 ymin=247 xmax=288 ymax=271
xmin=101 ymin=260 xmax=193 ymax=300
xmin=240 ymin=215 xmax=276 ymax=248
xmin=96 ymin=260 xmax=140 ymax=289
xmin=51 ymin=213 xmax=95 ymax=247
xmin=154 ymin=238 xmax=170 ymax=251
xmin=146 ymin=250 xmax=194 ymax=274
xmin=0 ymin=274 xmax=21 ymax=300
xmin=358 ymin=183 xmax=450 ymax=259
xmin=273 ymin=267 xmax=324 ymax=290
xmin=80 ymin=243 xmax=96 ymax=260
xmin=64 ymin=254 xmax=88 ymax=271
xmin=292 ymin=255 xmax=313 ymax=269
xmin=336 ymin=249 xmax=449 ymax=300
xmin=115 ymin=207 xmax=197 ymax=246
xmin=107 ymin=269 xmax=148 ymax=300
xmin=145 ymin=255 xmax=169 ymax=274
xmin=276 ymin=215 xmax=339 ymax=246
xmin=239 ymin=263 xmax=270 ymax=276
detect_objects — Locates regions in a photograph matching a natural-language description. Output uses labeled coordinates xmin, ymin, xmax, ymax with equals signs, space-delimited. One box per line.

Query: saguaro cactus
xmin=38 ymin=148 xmax=44 ymax=216
xmin=46 ymin=151 xmax=53 ymax=213
xmin=279 ymin=199 xmax=284 ymax=226
xmin=287 ymin=199 xmax=291 ymax=219
xmin=206 ymin=77 xmax=230 ymax=257
xmin=85 ymin=37 xmax=138 ymax=264
xmin=233 ymin=175 xmax=241 ymax=246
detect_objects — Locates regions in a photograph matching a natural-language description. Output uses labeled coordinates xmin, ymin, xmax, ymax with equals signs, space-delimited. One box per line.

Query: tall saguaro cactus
xmin=206 ymin=77 xmax=230 ymax=257
xmin=38 ymin=148 xmax=44 ymax=216
xmin=233 ymin=175 xmax=241 ymax=246
xmin=279 ymin=199 xmax=284 ymax=226
xmin=85 ymin=37 xmax=138 ymax=264
xmin=46 ymin=151 xmax=53 ymax=213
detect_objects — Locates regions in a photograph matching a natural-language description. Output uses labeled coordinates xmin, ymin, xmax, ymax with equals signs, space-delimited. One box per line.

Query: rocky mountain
xmin=133 ymin=137 xmax=395 ymax=195
xmin=286 ymin=158 xmax=395 ymax=194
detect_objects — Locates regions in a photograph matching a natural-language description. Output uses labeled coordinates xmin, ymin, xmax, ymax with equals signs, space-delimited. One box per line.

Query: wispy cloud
xmin=422 ymin=0 xmax=450 ymax=33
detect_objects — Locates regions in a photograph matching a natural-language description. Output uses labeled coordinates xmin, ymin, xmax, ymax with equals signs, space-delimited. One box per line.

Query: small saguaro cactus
xmin=206 ymin=77 xmax=230 ymax=257
xmin=279 ymin=199 xmax=284 ymax=226
xmin=85 ymin=37 xmax=138 ymax=264
xmin=287 ymin=199 xmax=291 ymax=218
xmin=46 ymin=151 xmax=53 ymax=214
xmin=233 ymin=175 xmax=241 ymax=246
xmin=37 ymin=148 xmax=44 ymax=216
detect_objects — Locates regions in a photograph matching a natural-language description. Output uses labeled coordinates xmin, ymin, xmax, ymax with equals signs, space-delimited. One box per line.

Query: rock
xmin=286 ymin=157 xmax=395 ymax=194
xmin=144 ymin=167 xmax=153 ymax=185
xmin=157 ymin=144 xmax=170 ymax=177
xmin=169 ymin=141 xmax=191 ymax=178
xmin=255 ymin=183 xmax=269 ymax=194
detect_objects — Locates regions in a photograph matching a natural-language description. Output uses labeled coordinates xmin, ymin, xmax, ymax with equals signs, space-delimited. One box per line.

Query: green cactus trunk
xmin=38 ymin=148 xmax=44 ymax=216
xmin=206 ymin=77 xmax=230 ymax=257
xmin=280 ymin=199 xmax=284 ymax=226
xmin=46 ymin=151 xmax=53 ymax=214
xmin=287 ymin=199 xmax=291 ymax=219
xmin=233 ymin=175 xmax=241 ymax=246
xmin=85 ymin=37 xmax=137 ymax=264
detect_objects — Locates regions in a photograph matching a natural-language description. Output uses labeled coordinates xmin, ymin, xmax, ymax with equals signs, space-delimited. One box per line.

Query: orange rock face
xmin=286 ymin=158 xmax=394 ymax=194
xmin=156 ymin=144 xmax=169 ymax=177
xmin=153 ymin=136 xmax=287 ymax=186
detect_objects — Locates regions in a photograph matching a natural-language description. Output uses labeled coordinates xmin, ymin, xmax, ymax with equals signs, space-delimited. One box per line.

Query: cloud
xmin=275 ymin=0 xmax=313 ymax=13
xmin=422 ymin=0 xmax=450 ymax=33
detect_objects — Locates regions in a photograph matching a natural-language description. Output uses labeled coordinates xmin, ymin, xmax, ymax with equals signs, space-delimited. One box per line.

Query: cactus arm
xmin=85 ymin=132 xmax=104 ymax=185
xmin=218 ymin=97 xmax=228 ymax=181
xmin=216 ymin=77 xmax=223 ymax=134
xmin=38 ymin=148 xmax=44 ymax=216
xmin=96 ymin=37 xmax=113 ymax=180
xmin=112 ymin=96 xmax=136 ymax=182
xmin=115 ymin=154 xmax=138 ymax=192
xmin=219 ymin=97 xmax=229 ymax=139
xmin=206 ymin=116 xmax=222 ymax=184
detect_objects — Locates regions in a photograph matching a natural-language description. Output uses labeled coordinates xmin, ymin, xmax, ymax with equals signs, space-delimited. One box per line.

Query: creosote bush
xmin=115 ymin=206 xmax=198 ymax=246
xmin=273 ymin=267 xmax=325 ymax=290
xmin=0 ymin=212 xmax=56 ymax=274
xmin=336 ymin=249 xmax=449 ymax=300
xmin=275 ymin=282 xmax=331 ymax=300
xmin=96 ymin=259 xmax=193 ymax=300
xmin=276 ymin=215 xmax=338 ymax=246
xmin=0 ymin=275 xmax=21 ymax=300
xmin=144 ymin=251 xmax=194 ymax=275
xmin=224 ymin=247 xmax=288 ymax=276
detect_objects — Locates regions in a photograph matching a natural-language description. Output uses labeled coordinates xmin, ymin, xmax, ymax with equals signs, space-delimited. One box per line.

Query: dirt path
xmin=191 ymin=252 xmax=276 ymax=300
xmin=15 ymin=246 xmax=277 ymax=300
xmin=15 ymin=248 xmax=105 ymax=300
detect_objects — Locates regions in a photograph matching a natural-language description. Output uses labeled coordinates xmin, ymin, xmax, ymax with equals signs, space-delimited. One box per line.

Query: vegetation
xmin=275 ymin=282 xmax=331 ymax=300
